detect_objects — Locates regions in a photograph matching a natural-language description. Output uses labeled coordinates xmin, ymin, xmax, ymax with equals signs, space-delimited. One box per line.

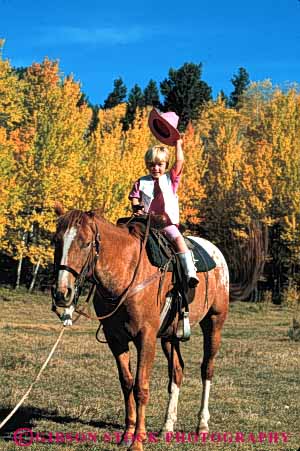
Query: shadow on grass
xmin=0 ymin=406 xmax=121 ymax=441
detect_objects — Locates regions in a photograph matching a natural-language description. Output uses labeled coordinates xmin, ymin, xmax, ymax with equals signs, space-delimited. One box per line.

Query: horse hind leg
xmin=198 ymin=310 xmax=227 ymax=433
xmin=161 ymin=338 xmax=184 ymax=433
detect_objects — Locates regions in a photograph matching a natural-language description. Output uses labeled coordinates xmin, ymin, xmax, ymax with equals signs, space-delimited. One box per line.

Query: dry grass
xmin=0 ymin=287 xmax=299 ymax=451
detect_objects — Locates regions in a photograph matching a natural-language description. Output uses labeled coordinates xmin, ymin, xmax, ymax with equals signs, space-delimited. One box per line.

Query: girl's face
xmin=146 ymin=160 xmax=167 ymax=179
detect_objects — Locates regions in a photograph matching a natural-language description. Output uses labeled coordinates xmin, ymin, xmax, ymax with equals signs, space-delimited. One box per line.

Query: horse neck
xmin=94 ymin=218 xmax=141 ymax=295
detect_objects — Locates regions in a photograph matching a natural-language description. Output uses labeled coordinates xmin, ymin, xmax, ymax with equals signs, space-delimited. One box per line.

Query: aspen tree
xmin=0 ymin=41 xmax=27 ymax=260
xmin=199 ymin=100 xmax=245 ymax=243
xmin=6 ymin=58 xmax=92 ymax=270
xmin=240 ymin=82 xmax=300 ymax=294
xmin=83 ymin=103 xmax=128 ymax=220
xmin=177 ymin=122 xmax=206 ymax=227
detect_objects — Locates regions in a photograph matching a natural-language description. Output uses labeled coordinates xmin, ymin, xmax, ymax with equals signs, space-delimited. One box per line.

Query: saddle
xmin=117 ymin=216 xmax=216 ymax=273
xmin=116 ymin=216 xmax=216 ymax=341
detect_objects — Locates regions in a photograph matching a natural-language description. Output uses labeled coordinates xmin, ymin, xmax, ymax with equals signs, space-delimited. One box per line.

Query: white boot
xmin=178 ymin=251 xmax=199 ymax=288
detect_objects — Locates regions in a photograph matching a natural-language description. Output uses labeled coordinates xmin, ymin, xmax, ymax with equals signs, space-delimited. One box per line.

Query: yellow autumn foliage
xmin=177 ymin=123 xmax=206 ymax=225
xmin=1 ymin=58 xmax=92 ymax=265
xmin=0 ymin=45 xmax=300 ymax=296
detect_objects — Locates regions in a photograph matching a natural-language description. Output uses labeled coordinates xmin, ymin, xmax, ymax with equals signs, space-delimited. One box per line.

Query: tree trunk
xmin=15 ymin=254 xmax=23 ymax=290
xmin=28 ymin=258 xmax=41 ymax=293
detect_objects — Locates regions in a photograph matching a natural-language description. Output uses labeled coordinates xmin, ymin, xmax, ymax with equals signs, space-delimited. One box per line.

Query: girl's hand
xmin=176 ymin=133 xmax=185 ymax=148
xmin=173 ymin=133 xmax=184 ymax=174
xmin=132 ymin=204 xmax=145 ymax=216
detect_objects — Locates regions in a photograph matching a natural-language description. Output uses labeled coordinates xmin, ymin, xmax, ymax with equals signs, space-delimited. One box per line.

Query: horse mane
xmin=57 ymin=208 xmax=113 ymax=231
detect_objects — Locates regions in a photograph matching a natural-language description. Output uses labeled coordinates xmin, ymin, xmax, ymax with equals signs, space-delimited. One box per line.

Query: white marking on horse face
xmin=58 ymin=226 xmax=77 ymax=287
xmin=163 ymin=382 xmax=180 ymax=432
xmin=187 ymin=236 xmax=229 ymax=291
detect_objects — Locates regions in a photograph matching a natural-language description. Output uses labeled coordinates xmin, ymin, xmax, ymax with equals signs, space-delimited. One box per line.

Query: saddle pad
xmin=146 ymin=233 xmax=216 ymax=273
xmin=185 ymin=237 xmax=216 ymax=272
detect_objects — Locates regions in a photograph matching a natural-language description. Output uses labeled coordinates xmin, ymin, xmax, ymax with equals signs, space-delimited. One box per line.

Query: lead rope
xmin=0 ymin=326 xmax=66 ymax=431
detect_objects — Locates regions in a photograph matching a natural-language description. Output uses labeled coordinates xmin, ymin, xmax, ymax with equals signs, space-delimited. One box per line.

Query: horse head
xmin=52 ymin=206 xmax=100 ymax=312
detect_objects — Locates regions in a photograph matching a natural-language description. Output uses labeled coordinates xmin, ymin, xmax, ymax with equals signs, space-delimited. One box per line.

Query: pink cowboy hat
xmin=148 ymin=108 xmax=180 ymax=146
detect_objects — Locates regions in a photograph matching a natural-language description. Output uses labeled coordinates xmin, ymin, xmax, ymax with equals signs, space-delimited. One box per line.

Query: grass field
xmin=0 ymin=287 xmax=299 ymax=451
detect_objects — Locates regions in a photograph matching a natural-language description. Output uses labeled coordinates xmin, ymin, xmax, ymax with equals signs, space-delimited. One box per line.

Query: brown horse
xmin=52 ymin=207 xmax=229 ymax=451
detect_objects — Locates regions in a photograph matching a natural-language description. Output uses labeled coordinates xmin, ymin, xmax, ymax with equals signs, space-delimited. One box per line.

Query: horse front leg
xmin=161 ymin=338 xmax=184 ymax=433
xmin=103 ymin=326 xmax=136 ymax=447
xmin=198 ymin=311 xmax=227 ymax=433
xmin=114 ymin=351 xmax=136 ymax=445
xmin=130 ymin=328 xmax=157 ymax=451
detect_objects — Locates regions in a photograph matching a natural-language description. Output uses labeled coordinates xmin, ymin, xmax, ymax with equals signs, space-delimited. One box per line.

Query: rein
xmin=76 ymin=213 xmax=162 ymax=321
xmin=54 ymin=214 xmax=165 ymax=322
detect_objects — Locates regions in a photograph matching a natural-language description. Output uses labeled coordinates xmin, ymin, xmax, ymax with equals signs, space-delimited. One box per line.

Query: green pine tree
xmin=160 ymin=62 xmax=212 ymax=130
xmin=122 ymin=84 xmax=144 ymax=131
xmin=103 ymin=77 xmax=127 ymax=109
xmin=143 ymin=79 xmax=160 ymax=107
xmin=229 ymin=67 xmax=250 ymax=109
xmin=218 ymin=90 xmax=229 ymax=106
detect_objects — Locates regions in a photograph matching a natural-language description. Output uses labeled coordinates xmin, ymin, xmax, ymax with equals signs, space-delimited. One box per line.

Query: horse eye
xmin=83 ymin=241 xmax=91 ymax=248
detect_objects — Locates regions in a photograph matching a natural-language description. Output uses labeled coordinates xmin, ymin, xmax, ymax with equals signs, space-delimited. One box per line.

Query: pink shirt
xmin=129 ymin=166 xmax=182 ymax=225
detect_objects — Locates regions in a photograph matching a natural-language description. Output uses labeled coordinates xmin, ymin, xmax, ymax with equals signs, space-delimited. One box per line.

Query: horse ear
xmin=93 ymin=207 xmax=104 ymax=217
xmin=54 ymin=201 xmax=65 ymax=217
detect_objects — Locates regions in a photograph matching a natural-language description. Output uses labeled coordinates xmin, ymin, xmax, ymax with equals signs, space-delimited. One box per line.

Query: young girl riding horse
xmin=129 ymin=111 xmax=199 ymax=288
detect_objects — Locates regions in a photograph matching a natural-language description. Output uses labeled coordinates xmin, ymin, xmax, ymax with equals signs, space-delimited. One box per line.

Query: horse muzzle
xmin=51 ymin=286 xmax=74 ymax=308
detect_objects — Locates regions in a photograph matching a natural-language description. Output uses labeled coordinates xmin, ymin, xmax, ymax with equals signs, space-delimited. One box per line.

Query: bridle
xmin=52 ymin=214 xmax=166 ymax=323
xmin=51 ymin=221 xmax=101 ymax=318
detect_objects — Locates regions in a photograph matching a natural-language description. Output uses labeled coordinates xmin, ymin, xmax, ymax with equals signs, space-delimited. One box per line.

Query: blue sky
xmin=1 ymin=0 xmax=300 ymax=105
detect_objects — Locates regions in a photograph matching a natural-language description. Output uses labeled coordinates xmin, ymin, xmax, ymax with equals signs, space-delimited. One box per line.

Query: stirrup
xmin=176 ymin=311 xmax=191 ymax=341
xmin=188 ymin=275 xmax=199 ymax=288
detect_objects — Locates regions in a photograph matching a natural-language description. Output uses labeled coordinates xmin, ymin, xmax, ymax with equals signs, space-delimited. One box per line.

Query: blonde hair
xmin=144 ymin=145 xmax=169 ymax=167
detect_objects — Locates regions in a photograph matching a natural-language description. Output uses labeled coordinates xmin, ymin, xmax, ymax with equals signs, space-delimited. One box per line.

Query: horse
xmin=51 ymin=206 xmax=229 ymax=451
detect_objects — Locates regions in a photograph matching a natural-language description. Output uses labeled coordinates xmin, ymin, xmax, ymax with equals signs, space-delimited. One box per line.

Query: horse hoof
xmin=196 ymin=418 xmax=209 ymax=434
xmin=128 ymin=442 xmax=143 ymax=451
xmin=197 ymin=424 xmax=209 ymax=434
xmin=160 ymin=427 xmax=173 ymax=435
xmin=118 ymin=432 xmax=135 ymax=447
xmin=119 ymin=441 xmax=134 ymax=448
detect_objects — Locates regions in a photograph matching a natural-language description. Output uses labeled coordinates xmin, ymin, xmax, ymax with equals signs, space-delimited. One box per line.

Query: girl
xmin=128 ymin=139 xmax=199 ymax=288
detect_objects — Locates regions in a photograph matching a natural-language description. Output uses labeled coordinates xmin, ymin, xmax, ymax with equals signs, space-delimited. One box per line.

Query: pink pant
xmin=161 ymin=224 xmax=181 ymax=242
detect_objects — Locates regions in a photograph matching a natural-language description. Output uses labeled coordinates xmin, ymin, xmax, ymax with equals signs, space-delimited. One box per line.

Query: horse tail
xmin=228 ymin=221 xmax=268 ymax=301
